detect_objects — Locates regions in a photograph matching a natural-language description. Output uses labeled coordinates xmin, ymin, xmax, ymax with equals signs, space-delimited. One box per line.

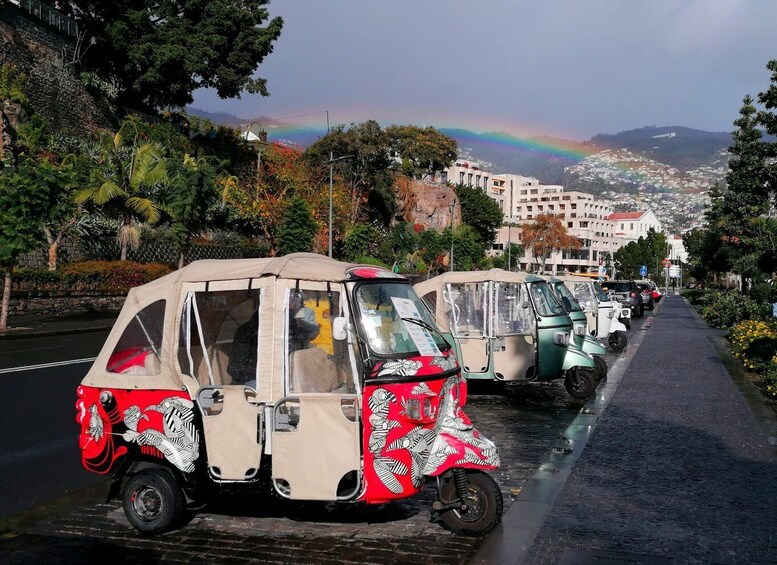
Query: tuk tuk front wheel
xmin=438 ymin=470 xmax=503 ymax=536
xmin=608 ymin=331 xmax=627 ymax=352
xmin=593 ymin=355 xmax=608 ymax=380
xmin=122 ymin=468 xmax=183 ymax=534
xmin=564 ymin=368 xmax=596 ymax=399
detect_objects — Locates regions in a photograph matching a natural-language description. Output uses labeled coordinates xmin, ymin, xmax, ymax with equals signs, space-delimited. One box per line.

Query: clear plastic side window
xmin=445 ymin=283 xmax=486 ymax=338
xmin=495 ymin=283 xmax=532 ymax=335
xmin=177 ymin=290 xmax=261 ymax=387
xmin=288 ymin=289 xmax=355 ymax=394
xmin=108 ymin=300 xmax=165 ymax=375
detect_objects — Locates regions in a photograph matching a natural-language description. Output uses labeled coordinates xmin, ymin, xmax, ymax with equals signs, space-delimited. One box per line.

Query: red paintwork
xmin=75 ymin=386 xmax=189 ymax=474
xmin=361 ymin=352 xmax=498 ymax=504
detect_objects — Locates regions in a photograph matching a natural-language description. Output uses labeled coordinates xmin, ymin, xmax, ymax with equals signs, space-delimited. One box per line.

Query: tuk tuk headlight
xmin=607 ymin=310 xmax=615 ymax=319
xmin=573 ymin=324 xmax=586 ymax=336
xmin=553 ymin=331 xmax=570 ymax=346
xmin=404 ymin=395 xmax=436 ymax=423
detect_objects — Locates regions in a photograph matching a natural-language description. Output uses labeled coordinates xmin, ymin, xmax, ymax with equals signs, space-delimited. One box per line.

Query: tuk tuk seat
xmin=290 ymin=347 xmax=340 ymax=393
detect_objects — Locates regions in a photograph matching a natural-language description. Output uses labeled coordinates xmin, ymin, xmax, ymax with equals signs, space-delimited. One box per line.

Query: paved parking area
xmin=0 ymin=382 xmax=600 ymax=564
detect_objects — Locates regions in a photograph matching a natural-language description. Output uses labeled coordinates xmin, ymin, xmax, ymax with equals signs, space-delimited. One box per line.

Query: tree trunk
xmin=0 ymin=271 xmax=10 ymax=330
xmin=48 ymin=241 xmax=59 ymax=271
xmin=121 ymin=240 xmax=127 ymax=261
xmin=178 ymin=252 xmax=185 ymax=270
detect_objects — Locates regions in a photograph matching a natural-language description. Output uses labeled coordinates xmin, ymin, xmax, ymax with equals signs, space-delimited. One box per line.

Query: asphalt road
xmin=0 ymin=332 xmax=109 ymax=518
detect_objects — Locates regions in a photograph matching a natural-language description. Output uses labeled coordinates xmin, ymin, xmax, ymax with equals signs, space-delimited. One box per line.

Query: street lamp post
xmin=449 ymin=198 xmax=456 ymax=272
xmin=324 ymin=154 xmax=354 ymax=258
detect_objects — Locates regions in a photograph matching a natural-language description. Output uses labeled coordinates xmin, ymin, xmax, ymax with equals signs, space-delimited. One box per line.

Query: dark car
xmin=601 ymin=279 xmax=643 ymax=318
xmin=635 ymin=280 xmax=655 ymax=310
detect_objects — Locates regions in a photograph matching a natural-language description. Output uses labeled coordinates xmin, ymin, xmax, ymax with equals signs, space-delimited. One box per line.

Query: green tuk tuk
xmin=414 ymin=270 xmax=598 ymax=399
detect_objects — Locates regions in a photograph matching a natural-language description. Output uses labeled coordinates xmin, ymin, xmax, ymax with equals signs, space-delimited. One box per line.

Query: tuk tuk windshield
xmin=355 ymin=282 xmax=448 ymax=356
xmin=552 ymin=282 xmax=583 ymax=312
xmin=529 ymin=282 xmax=567 ymax=317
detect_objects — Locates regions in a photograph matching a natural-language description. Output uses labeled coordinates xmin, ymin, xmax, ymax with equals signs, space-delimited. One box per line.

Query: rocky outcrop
xmin=394 ymin=177 xmax=460 ymax=231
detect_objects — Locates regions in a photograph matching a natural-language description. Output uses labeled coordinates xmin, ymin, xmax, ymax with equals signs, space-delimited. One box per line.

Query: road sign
xmin=669 ymin=265 xmax=680 ymax=278
xmin=661 ymin=258 xmax=671 ymax=268
xmin=639 ymin=265 xmax=647 ymax=277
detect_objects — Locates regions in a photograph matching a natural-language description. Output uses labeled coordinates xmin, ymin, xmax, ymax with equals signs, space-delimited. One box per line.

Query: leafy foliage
xmin=0 ymin=63 xmax=28 ymax=104
xmin=697 ymin=290 xmax=769 ymax=329
xmin=384 ymin=125 xmax=457 ymax=180
xmin=277 ymin=197 xmax=317 ymax=255
xmin=521 ymin=213 xmax=581 ymax=272
xmin=614 ymin=228 xmax=668 ymax=279
xmin=455 ymin=184 xmax=504 ymax=244
xmin=64 ymin=0 xmax=283 ymax=111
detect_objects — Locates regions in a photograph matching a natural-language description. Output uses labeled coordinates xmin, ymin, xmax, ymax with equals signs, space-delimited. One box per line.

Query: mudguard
xmin=609 ymin=317 xmax=628 ymax=333
xmin=562 ymin=344 xmax=596 ymax=371
xmin=581 ymin=335 xmax=607 ymax=356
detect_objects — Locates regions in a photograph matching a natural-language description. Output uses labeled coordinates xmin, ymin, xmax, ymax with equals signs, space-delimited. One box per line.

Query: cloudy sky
xmin=192 ymin=0 xmax=777 ymax=141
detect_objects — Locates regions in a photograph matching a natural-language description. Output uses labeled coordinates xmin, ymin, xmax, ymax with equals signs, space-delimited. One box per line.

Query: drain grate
xmin=559 ymin=548 xmax=674 ymax=565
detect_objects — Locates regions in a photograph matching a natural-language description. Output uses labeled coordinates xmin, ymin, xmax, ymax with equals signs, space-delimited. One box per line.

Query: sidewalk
xmin=473 ymin=295 xmax=777 ymax=564
xmin=0 ymin=311 xmax=118 ymax=339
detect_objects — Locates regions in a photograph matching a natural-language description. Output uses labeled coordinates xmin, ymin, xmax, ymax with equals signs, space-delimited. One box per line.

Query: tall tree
xmin=384 ymin=125 xmax=458 ymax=180
xmin=63 ymin=0 xmax=283 ymax=111
xmin=613 ymin=229 xmax=668 ymax=279
xmin=305 ymin=121 xmax=394 ymax=225
xmin=756 ymin=60 xmax=777 ymax=205
xmin=75 ymin=127 xmax=169 ymax=260
xmin=521 ymin=213 xmax=581 ymax=273
xmin=455 ymin=184 xmax=504 ymax=244
xmin=277 ymin=197 xmax=317 ymax=255
xmin=165 ymin=154 xmax=217 ymax=268
xmin=0 ymin=159 xmax=59 ymax=329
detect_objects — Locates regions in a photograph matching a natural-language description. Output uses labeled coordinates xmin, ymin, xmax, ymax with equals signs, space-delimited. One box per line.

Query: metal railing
xmin=11 ymin=0 xmax=79 ymax=38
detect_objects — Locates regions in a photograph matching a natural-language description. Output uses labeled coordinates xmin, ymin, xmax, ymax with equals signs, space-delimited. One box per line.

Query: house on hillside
xmin=609 ymin=210 xmax=662 ymax=243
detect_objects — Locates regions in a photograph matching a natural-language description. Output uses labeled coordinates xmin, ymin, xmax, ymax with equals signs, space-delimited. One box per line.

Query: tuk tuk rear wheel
xmin=439 ymin=470 xmax=503 ymax=536
xmin=608 ymin=331 xmax=627 ymax=352
xmin=122 ymin=468 xmax=183 ymax=534
xmin=593 ymin=355 xmax=608 ymax=380
xmin=564 ymin=368 xmax=596 ymax=399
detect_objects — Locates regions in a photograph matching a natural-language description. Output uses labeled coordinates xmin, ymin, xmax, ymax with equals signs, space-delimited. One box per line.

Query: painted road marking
xmin=0 ymin=357 xmax=96 ymax=374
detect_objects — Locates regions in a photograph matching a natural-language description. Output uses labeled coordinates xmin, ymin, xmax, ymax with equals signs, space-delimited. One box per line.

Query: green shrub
xmin=728 ymin=320 xmax=777 ymax=373
xmin=763 ymin=364 xmax=777 ymax=400
xmin=14 ymin=261 xmax=172 ymax=291
xmin=698 ymin=290 xmax=770 ymax=328
xmin=62 ymin=261 xmax=172 ymax=290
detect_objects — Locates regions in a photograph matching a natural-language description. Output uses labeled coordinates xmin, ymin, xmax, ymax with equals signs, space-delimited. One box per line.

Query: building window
xmin=459 ymin=172 xmax=464 ymax=184
xmin=468 ymin=173 xmax=473 ymax=186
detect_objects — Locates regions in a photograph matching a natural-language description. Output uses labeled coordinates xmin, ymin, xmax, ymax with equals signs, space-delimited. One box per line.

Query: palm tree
xmin=75 ymin=127 xmax=169 ymax=260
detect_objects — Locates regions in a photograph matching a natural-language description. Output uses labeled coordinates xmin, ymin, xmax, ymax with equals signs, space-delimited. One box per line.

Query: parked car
xmin=635 ymin=280 xmax=655 ymax=310
xmin=652 ymin=286 xmax=663 ymax=303
xmin=601 ymin=279 xmax=643 ymax=318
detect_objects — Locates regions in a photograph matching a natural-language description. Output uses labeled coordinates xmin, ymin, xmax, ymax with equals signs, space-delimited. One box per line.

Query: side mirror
xmin=332 ymin=316 xmax=349 ymax=341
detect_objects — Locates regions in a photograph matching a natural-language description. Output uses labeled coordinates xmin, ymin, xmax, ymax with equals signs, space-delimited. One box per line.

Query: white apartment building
xmin=439 ymin=159 xmax=627 ymax=275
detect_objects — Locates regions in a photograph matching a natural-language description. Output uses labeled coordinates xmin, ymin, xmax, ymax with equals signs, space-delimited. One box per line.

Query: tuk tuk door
xmin=444 ymin=282 xmax=490 ymax=375
xmin=572 ymin=282 xmax=600 ymax=337
xmin=490 ymin=282 xmax=537 ymax=381
xmin=178 ymin=279 xmax=273 ymax=481
xmin=271 ymin=284 xmax=361 ymax=501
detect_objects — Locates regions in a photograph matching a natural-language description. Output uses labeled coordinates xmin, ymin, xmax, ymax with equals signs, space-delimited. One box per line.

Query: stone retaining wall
xmin=9 ymin=290 xmax=126 ymax=318
xmin=0 ymin=4 xmax=115 ymax=134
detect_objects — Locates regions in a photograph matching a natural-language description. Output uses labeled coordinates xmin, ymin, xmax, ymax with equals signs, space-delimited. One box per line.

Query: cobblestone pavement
xmin=0 ymin=366 xmax=619 ymax=564
xmin=524 ymin=296 xmax=777 ymax=564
